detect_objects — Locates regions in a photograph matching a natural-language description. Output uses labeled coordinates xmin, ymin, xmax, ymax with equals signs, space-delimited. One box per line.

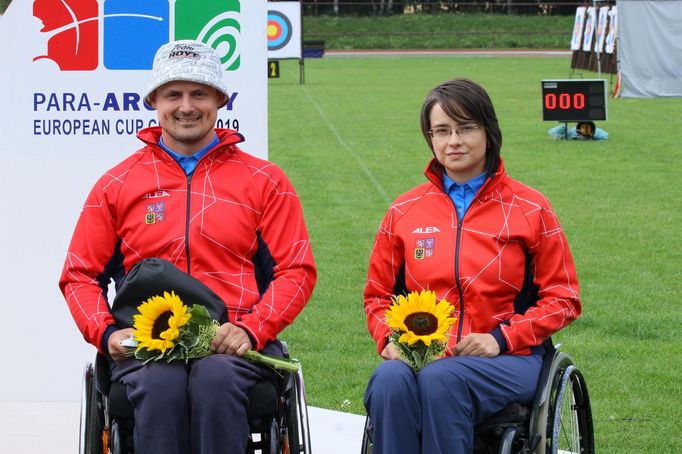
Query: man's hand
xmin=454 ymin=333 xmax=500 ymax=357
xmin=211 ymin=323 xmax=251 ymax=356
xmin=380 ymin=341 xmax=401 ymax=360
xmin=108 ymin=328 xmax=135 ymax=363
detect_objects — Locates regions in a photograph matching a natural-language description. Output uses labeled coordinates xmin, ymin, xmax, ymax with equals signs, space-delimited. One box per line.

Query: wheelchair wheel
xmin=80 ymin=363 xmax=103 ymax=454
xmin=268 ymin=417 xmax=280 ymax=454
xmin=291 ymin=370 xmax=313 ymax=454
xmin=547 ymin=365 xmax=594 ymax=454
xmin=109 ymin=416 xmax=136 ymax=454
xmin=284 ymin=376 xmax=301 ymax=454
xmin=360 ymin=416 xmax=373 ymax=454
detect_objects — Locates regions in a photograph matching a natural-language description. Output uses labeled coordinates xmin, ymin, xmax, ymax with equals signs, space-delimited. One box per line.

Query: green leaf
xmin=188 ymin=305 xmax=213 ymax=326
xmin=135 ymin=347 xmax=159 ymax=362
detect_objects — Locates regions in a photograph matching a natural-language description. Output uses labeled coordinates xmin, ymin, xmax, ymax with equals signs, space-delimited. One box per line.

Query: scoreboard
xmin=541 ymin=79 xmax=607 ymax=122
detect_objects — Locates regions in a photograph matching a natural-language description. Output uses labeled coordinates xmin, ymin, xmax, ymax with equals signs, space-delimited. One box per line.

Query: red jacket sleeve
xmin=498 ymin=199 xmax=581 ymax=352
xmin=363 ymin=206 xmax=403 ymax=354
xmin=59 ymin=173 xmax=122 ymax=353
xmin=232 ymin=164 xmax=317 ymax=350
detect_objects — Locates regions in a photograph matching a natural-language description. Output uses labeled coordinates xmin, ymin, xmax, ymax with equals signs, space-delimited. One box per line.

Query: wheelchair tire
xmin=268 ymin=417 xmax=280 ymax=454
xmin=285 ymin=377 xmax=301 ymax=454
xmin=293 ymin=371 xmax=313 ymax=454
xmin=360 ymin=417 xmax=373 ymax=454
xmin=80 ymin=364 xmax=103 ymax=454
xmin=547 ymin=364 xmax=594 ymax=454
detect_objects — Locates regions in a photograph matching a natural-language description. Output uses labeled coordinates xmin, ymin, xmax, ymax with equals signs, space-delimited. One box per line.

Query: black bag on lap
xmin=111 ymin=258 xmax=228 ymax=328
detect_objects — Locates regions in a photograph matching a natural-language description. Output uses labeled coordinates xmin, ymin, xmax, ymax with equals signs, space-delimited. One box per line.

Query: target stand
xmin=267 ymin=2 xmax=305 ymax=84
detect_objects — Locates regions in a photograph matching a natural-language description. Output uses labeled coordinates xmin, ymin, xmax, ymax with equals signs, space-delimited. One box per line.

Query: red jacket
xmin=364 ymin=158 xmax=580 ymax=355
xmin=60 ymin=127 xmax=316 ymax=353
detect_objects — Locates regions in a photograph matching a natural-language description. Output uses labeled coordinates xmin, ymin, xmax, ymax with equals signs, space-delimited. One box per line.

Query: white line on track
xmin=299 ymin=84 xmax=392 ymax=204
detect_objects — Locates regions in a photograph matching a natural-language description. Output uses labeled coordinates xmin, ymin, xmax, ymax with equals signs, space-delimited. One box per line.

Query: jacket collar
xmin=423 ymin=157 xmax=506 ymax=200
xmin=136 ymin=126 xmax=245 ymax=160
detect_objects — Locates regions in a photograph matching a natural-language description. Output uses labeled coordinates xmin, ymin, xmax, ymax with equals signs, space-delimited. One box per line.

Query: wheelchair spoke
xmin=557 ymin=385 xmax=580 ymax=453
xmin=550 ymin=365 xmax=594 ymax=454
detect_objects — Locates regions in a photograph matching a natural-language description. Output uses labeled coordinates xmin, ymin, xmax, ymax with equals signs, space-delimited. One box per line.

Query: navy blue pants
xmin=364 ymin=353 xmax=543 ymax=454
xmin=111 ymin=342 xmax=282 ymax=454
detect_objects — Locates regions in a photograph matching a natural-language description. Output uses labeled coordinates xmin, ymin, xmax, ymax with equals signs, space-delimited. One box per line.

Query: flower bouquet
xmin=385 ymin=290 xmax=457 ymax=372
xmin=128 ymin=291 xmax=300 ymax=372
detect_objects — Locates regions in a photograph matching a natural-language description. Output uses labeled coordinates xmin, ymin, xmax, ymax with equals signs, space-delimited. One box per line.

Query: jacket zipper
xmin=178 ymin=145 xmax=222 ymax=275
xmin=427 ymin=169 xmax=468 ymax=343
xmin=451 ymin=199 xmax=466 ymax=343
xmin=426 ymin=162 xmax=496 ymax=344
xmin=151 ymin=137 xmax=236 ymax=276
xmin=184 ymin=174 xmax=192 ymax=275
xmin=440 ymin=178 xmax=490 ymax=343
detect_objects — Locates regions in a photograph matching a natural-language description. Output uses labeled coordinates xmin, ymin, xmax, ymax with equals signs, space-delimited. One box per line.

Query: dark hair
xmin=420 ymin=78 xmax=502 ymax=175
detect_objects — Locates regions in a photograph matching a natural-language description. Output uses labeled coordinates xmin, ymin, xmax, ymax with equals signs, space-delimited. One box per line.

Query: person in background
xmin=59 ymin=40 xmax=316 ymax=454
xmin=363 ymin=78 xmax=581 ymax=453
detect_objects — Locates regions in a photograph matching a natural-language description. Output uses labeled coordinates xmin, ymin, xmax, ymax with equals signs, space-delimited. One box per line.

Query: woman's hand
xmin=454 ymin=333 xmax=500 ymax=357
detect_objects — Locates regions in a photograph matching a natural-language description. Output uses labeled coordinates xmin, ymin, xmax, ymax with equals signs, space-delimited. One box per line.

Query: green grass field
xmin=267 ymin=55 xmax=682 ymax=452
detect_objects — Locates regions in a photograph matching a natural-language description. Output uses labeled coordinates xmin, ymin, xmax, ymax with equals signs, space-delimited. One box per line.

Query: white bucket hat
xmin=144 ymin=40 xmax=230 ymax=107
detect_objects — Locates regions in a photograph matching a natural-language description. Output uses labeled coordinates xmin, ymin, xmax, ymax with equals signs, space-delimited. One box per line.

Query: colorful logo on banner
xmin=267 ymin=10 xmax=292 ymax=51
xmin=33 ymin=0 xmax=241 ymax=71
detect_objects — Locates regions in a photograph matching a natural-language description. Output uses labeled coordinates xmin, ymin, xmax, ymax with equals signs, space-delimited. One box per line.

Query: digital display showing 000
xmin=541 ymin=79 xmax=607 ymax=122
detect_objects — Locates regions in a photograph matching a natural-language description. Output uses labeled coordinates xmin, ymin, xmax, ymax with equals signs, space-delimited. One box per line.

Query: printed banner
xmin=570 ymin=6 xmax=586 ymax=51
xmin=605 ymin=6 xmax=618 ymax=54
xmin=1 ymin=0 xmax=267 ymax=158
xmin=582 ymin=6 xmax=596 ymax=52
xmin=0 ymin=0 xmax=268 ymax=402
xmin=594 ymin=6 xmax=610 ymax=53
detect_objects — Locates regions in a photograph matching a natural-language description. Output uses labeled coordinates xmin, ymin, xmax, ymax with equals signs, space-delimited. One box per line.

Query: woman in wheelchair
xmin=362 ymin=78 xmax=582 ymax=454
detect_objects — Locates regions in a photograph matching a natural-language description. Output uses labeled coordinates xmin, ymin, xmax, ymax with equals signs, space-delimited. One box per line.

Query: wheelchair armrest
xmin=528 ymin=343 xmax=576 ymax=439
xmin=531 ymin=341 xmax=557 ymax=410
xmin=94 ymin=353 xmax=113 ymax=396
xmin=279 ymin=339 xmax=290 ymax=357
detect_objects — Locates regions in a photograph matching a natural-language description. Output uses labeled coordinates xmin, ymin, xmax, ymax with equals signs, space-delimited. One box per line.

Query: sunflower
xmin=133 ymin=291 xmax=192 ymax=354
xmin=386 ymin=290 xmax=456 ymax=346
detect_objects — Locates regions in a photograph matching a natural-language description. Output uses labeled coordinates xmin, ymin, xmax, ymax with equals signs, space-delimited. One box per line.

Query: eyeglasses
xmin=428 ymin=124 xmax=481 ymax=140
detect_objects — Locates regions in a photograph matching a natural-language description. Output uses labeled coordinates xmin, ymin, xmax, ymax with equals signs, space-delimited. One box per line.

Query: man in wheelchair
xmin=362 ymin=78 xmax=586 ymax=454
xmin=59 ymin=40 xmax=316 ymax=454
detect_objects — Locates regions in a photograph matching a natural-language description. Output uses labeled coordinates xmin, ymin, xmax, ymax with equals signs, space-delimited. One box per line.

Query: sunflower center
xmin=151 ymin=311 xmax=173 ymax=339
xmin=404 ymin=312 xmax=438 ymax=335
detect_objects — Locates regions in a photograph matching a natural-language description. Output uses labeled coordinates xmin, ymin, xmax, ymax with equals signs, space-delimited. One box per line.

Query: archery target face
xmin=267 ymin=11 xmax=292 ymax=51
xmin=266 ymin=3 xmax=301 ymax=59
